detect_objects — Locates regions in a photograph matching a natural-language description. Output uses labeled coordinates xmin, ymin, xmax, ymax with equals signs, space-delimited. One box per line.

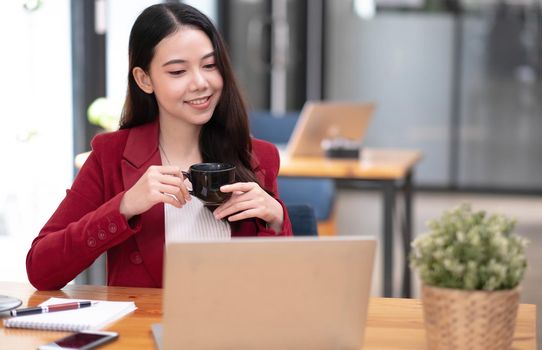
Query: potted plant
xmin=410 ymin=203 xmax=528 ymax=350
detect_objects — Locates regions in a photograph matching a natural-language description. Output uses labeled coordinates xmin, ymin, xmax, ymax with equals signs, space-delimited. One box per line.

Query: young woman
xmin=26 ymin=3 xmax=292 ymax=291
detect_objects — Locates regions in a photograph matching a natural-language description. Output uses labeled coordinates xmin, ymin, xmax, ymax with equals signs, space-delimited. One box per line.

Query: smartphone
xmin=38 ymin=330 xmax=119 ymax=350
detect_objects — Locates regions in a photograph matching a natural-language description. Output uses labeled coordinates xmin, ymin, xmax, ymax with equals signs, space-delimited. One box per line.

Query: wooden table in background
xmin=0 ymin=282 xmax=536 ymax=349
xmin=279 ymin=148 xmax=423 ymax=297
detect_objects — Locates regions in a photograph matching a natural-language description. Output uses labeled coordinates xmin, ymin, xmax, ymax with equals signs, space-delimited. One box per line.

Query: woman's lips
xmin=186 ymin=95 xmax=211 ymax=110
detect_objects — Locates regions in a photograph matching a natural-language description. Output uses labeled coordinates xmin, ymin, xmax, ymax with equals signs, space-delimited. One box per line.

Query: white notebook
xmin=3 ymin=297 xmax=136 ymax=332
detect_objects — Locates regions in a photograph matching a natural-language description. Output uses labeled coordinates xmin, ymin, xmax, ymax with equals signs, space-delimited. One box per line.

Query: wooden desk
xmin=0 ymin=283 xmax=536 ymax=349
xmin=279 ymin=148 xmax=423 ymax=297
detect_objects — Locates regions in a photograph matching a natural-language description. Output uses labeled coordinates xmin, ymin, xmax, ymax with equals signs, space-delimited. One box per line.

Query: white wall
xmin=0 ymin=0 xmax=73 ymax=282
xmin=106 ymin=0 xmax=159 ymax=110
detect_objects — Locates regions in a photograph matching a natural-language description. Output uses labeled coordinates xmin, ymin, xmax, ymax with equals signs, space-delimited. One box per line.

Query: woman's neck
xmin=158 ymin=116 xmax=202 ymax=168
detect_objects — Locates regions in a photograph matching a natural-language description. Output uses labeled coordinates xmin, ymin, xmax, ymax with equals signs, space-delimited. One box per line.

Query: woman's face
xmin=140 ymin=27 xmax=223 ymax=126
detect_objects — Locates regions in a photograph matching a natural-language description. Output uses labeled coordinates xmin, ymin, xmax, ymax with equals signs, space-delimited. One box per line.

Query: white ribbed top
xmin=164 ymin=196 xmax=231 ymax=243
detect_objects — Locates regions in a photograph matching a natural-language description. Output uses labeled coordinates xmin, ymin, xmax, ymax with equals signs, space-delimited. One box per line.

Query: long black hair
xmin=119 ymin=3 xmax=258 ymax=184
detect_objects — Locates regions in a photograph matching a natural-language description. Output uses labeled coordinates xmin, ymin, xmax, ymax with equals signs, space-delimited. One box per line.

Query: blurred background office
xmin=1 ymin=0 xmax=541 ymax=341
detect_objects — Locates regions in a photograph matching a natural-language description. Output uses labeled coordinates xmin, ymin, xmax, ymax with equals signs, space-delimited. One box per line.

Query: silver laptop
xmin=160 ymin=236 xmax=376 ymax=350
xmin=286 ymin=102 xmax=374 ymax=158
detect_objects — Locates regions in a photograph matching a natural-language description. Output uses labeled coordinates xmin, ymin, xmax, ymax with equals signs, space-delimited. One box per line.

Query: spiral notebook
xmin=3 ymin=297 xmax=136 ymax=332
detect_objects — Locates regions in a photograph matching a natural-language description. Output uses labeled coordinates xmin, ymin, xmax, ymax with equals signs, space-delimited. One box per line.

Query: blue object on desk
xmin=249 ymin=111 xmax=336 ymax=231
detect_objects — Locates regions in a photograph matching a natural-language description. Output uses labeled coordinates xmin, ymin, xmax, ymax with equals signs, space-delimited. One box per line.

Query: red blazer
xmin=26 ymin=121 xmax=292 ymax=290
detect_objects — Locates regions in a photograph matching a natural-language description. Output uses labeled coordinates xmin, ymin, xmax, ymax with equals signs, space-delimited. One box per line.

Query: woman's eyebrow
xmin=162 ymin=59 xmax=186 ymax=67
xmin=162 ymin=52 xmax=215 ymax=67
xmin=201 ymin=51 xmax=215 ymax=60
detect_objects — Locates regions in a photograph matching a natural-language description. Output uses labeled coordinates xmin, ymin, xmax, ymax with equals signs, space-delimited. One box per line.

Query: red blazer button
xmin=87 ymin=237 xmax=97 ymax=248
xmin=97 ymin=230 xmax=107 ymax=240
xmin=130 ymin=252 xmax=143 ymax=265
xmin=108 ymin=223 xmax=118 ymax=233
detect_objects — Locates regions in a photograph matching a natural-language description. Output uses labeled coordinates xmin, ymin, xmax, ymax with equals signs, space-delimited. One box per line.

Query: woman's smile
xmin=185 ymin=95 xmax=212 ymax=110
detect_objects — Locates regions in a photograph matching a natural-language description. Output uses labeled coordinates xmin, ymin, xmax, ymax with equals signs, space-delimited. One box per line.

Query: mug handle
xmin=181 ymin=171 xmax=194 ymax=195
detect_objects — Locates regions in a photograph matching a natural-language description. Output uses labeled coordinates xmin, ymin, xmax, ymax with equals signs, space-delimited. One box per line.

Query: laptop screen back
xmin=162 ymin=237 xmax=376 ymax=350
xmin=286 ymin=102 xmax=374 ymax=158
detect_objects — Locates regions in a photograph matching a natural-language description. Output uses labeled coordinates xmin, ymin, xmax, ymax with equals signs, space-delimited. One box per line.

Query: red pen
xmin=10 ymin=301 xmax=94 ymax=317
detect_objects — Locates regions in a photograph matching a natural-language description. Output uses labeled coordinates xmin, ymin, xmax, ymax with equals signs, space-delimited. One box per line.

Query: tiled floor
xmin=336 ymin=188 xmax=541 ymax=345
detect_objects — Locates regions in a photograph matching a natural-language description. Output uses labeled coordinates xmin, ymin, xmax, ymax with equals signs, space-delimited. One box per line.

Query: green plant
xmin=410 ymin=204 xmax=528 ymax=291
xmin=87 ymin=97 xmax=122 ymax=131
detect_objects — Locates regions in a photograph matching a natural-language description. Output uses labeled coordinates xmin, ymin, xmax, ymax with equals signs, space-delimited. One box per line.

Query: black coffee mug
xmin=182 ymin=163 xmax=236 ymax=206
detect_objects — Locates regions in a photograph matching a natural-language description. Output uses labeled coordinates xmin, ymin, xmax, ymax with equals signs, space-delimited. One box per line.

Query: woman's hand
xmin=213 ymin=182 xmax=284 ymax=233
xmin=119 ymin=165 xmax=191 ymax=220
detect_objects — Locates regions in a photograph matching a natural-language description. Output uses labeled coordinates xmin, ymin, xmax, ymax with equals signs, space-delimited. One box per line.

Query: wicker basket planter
xmin=421 ymin=284 xmax=520 ymax=350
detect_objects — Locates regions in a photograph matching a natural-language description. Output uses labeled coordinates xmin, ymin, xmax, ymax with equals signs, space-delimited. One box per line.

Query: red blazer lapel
xmin=121 ymin=121 xmax=165 ymax=287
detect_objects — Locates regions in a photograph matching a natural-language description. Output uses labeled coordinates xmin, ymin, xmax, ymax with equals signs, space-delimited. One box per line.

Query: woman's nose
xmin=190 ymin=70 xmax=208 ymax=91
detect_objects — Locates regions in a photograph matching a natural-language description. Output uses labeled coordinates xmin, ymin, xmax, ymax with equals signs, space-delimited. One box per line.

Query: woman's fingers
xmin=159 ymin=173 xmax=182 ymax=186
xmin=220 ymin=182 xmax=256 ymax=193
xmin=159 ymin=174 xmax=191 ymax=202
xmin=216 ymin=183 xmax=259 ymax=209
xmin=226 ymin=208 xmax=259 ymax=222
xmin=160 ymin=192 xmax=183 ymax=208
xmin=159 ymin=165 xmax=183 ymax=176
xmin=122 ymin=165 xmax=192 ymax=218
xmin=215 ymin=198 xmax=254 ymax=220
xmin=158 ymin=184 xmax=188 ymax=205
xmin=213 ymin=189 xmax=254 ymax=217
xmin=153 ymin=166 xmax=192 ymax=203
xmin=215 ymin=181 xmax=283 ymax=229
xmin=144 ymin=166 xmax=192 ymax=207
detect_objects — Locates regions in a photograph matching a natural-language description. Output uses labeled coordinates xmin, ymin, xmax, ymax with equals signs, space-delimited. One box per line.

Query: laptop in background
xmin=286 ymin=102 xmax=375 ymax=158
xmin=158 ymin=236 xmax=376 ymax=350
